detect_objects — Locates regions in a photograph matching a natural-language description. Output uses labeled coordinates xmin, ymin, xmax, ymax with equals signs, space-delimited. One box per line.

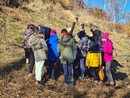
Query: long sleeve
xmin=91 ymin=28 xmax=94 ymax=36
xmin=57 ymin=41 xmax=61 ymax=53
xmin=103 ymin=41 xmax=113 ymax=55
xmin=69 ymin=22 xmax=76 ymax=35
xmin=40 ymin=39 xmax=48 ymax=54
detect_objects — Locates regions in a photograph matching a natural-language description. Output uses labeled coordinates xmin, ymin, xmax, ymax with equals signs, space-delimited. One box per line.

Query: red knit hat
xmin=102 ymin=32 xmax=109 ymax=39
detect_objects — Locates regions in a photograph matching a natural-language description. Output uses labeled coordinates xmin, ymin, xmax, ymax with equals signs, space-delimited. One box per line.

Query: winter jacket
xmin=28 ymin=34 xmax=48 ymax=62
xmin=77 ymin=31 xmax=88 ymax=58
xmin=91 ymin=29 xmax=102 ymax=51
xmin=102 ymin=32 xmax=113 ymax=62
xmin=46 ymin=34 xmax=59 ymax=61
xmin=102 ymin=39 xmax=113 ymax=62
xmin=38 ymin=25 xmax=51 ymax=40
xmin=58 ymin=33 xmax=77 ymax=64
xmin=22 ymin=29 xmax=34 ymax=48
xmin=86 ymin=52 xmax=102 ymax=68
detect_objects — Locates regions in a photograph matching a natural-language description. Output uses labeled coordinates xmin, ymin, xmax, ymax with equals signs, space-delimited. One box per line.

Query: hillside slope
xmin=0 ymin=2 xmax=130 ymax=98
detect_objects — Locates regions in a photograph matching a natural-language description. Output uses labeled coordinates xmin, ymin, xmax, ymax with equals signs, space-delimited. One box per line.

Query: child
xmin=58 ymin=29 xmax=77 ymax=87
xmin=77 ymin=31 xmax=88 ymax=80
xmin=46 ymin=29 xmax=59 ymax=81
xmin=28 ymin=30 xmax=48 ymax=86
xmin=102 ymin=32 xmax=114 ymax=86
xmin=86 ymin=43 xmax=102 ymax=82
xmin=22 ymin=24 xmax=35 ymax=76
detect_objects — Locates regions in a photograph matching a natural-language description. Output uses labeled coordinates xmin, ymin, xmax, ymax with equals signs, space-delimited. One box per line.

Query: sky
xmin=84 ymin=0 xmax=130 ymax=23
xmin=84 ymin=0 xmax=130 ymax=12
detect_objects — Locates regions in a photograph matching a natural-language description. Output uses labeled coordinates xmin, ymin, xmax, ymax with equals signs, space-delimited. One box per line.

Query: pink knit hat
xmin=102 ymin=32 xmax=109 ymax=39
xmin=50 ymin=29 xmax=57 ymax=36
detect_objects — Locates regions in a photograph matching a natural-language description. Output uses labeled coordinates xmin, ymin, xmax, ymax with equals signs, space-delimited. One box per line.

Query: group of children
xmin=22 ymin=20 xmax=114 ymax=87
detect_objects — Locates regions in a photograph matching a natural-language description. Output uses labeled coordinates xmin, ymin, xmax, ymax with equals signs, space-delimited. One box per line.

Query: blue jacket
xmin=47 ymin=34 xmax=59 ymax=61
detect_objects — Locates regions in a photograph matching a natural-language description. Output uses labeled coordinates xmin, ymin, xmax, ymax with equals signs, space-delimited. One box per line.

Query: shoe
xmin=70 ymin=83 xmax=73 ymax=87
xmin=64 ymin=83 xmax=68 ymax=87
xmin=94 ymin=80 xmax=99 ymax=83
xmin=99 ymin=80 xmax=104 ymax=83
xmin=79 ymin=76 xmax=83 ymax=80
xmin=83 ymin=77 xmax=87 ymax=80
xmin=109 ymin=82 xmax=115 ymax=86
xmin=105 ymin=82 xmax=114 ymax=86
xmin=28 ymin=73 xmax=33 ymax=77
xmin=36 ymin=81 xmax=44 ymax=86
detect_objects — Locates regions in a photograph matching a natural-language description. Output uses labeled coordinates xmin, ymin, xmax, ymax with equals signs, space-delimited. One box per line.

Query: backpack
xmin=38 ymin=25 xmax=51 ymax=40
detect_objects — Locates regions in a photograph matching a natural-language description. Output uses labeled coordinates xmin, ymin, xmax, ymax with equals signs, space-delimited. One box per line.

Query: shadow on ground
xmin=0 ymin=58 xmax=25 ymax=79
xmin=111 ymin=60 xmax=128 ymax=81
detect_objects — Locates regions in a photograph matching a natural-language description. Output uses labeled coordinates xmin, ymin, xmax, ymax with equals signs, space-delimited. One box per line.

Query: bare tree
xmin=84 ymin=0 xmax=89 ymax=7
xmin=102 ymin=0 xmax=128 ymax=23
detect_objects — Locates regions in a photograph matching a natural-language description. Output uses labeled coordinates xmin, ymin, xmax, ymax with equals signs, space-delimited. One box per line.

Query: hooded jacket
xmin=46 ymin=32 xmax=59 ymax=61
xmin=58 ymin=33 xmax=77 ymax=64
xmin=28 ymin=34 xmax=48 ymax=61
xmin=102 ymin=32 xmax=113 ymax=62
xmin=77 ymin=31 xmax=88 ymax=58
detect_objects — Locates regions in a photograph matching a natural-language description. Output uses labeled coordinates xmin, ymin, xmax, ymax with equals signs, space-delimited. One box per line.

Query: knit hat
xmin=77 ymin=30 xmax=86 ymax=39
xmin=50 ymin=29 xmax=57 ymax=36
xmin=102 ymin=32 xmax=109 ymax=39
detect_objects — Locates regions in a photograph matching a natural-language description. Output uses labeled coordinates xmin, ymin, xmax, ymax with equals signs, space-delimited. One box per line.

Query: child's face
xmin=102 ymin=38 xmax=106 ymax=42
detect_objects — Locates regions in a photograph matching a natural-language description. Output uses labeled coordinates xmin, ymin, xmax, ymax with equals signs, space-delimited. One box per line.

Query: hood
xmin=93 ymin=30 xmax=102 ymax=37
xmin=29 ymin=34 xmax=44 ymax=45
xmin=50 ymin=29 xmax=57 ymax=36
xmin=77 ymin=30 xmax=86 ymax=39
xmin=102 ymin=32 xmax=109 ymax=39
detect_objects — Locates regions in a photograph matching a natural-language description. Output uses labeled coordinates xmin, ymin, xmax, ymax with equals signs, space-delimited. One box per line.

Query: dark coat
xmin=38 ymin=25 xmax=51 ymax=40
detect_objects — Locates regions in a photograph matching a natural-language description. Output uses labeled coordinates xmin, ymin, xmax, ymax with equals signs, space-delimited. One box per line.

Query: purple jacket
xmin=102 ymin=39 xmax=113 ymax=62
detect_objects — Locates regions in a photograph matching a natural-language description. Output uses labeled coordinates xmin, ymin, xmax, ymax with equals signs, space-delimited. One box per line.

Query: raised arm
xmin=69 ymin=17 xmax=78 ymax=34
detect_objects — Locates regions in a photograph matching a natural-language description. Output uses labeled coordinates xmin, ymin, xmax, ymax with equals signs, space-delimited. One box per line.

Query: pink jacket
xmin=102 ymin=32 xmax=113 ymax=62
xmin=102 ymin=33 xmax=113 ymax=62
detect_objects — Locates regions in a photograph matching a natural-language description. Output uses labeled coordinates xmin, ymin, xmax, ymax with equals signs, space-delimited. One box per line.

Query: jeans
xmin=48 ymin=61 xmax=57 ymax=80
xmin=80 ymin=57 xmax=87 ymax=77
xmin=24 ymin=48 xmax=35 ymax=74
xmin=89 ymin=67 xmax=99 ymax=81
xmin=105 ymin=61 xmax=114 ymax=83
xmin=35 ymin=61 xmax=45 ymax=81
xmin=62 ymin=63 xmax=73 ymax=84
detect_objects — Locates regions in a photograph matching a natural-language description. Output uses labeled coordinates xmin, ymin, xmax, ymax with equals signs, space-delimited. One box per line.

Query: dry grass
xmin=124 ymin=23 xmax=130 ymax=37
xmin=0 ymin=2 xmax=130 ymax=98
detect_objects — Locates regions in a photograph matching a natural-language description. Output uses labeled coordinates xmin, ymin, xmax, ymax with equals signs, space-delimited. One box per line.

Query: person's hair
xmin=34 ymin=26 xmax=39 ymax=32
xmin=27 ymin=24 xmax=35 ymax=30
xmin=61 ymin=29 xmax=68 ymax=34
